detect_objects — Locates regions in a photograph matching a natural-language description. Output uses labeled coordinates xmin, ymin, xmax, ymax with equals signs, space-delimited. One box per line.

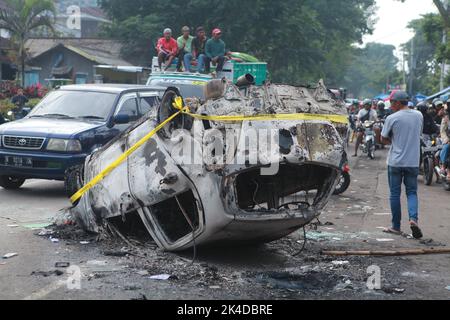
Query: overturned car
xmin=71 ymin=79 xmax=348 ymax=251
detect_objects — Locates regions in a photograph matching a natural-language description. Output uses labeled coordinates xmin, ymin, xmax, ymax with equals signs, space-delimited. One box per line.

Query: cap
xmin=435 ymin=100 xmax=444 ymax=106
xmin=196 ymin=26 xmax=204 ymax=33
xmin=390 ymin=91 xmax=409 ymax=102
xmin=163 ymin=28 xmax=172 ymax=34
xmin=181 ymin=26 xmax=190 ymax=32
xmin=212 ymin=28 xmax=222 ymax=36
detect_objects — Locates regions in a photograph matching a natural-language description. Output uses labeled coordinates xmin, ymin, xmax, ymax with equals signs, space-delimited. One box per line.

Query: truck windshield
xmin=28 ymin=90 xmax=118 ymax=121
xmin=147 ymin=79 xmax=206 ymax=100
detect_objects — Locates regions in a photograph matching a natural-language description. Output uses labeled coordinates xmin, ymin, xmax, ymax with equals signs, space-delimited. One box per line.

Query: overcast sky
xmin=363 ymin=0 xmax=438 ymax=49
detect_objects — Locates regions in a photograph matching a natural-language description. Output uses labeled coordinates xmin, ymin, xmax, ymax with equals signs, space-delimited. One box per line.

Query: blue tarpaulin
xmin=373 ymin=93 xmax=389 ymax=100
xmin=427 ymin=87 xmax=450 ymax=101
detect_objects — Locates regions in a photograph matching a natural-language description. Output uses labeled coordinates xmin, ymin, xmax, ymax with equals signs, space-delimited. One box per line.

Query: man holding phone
xmin=381 ymin=91 xmax=424 ymax=239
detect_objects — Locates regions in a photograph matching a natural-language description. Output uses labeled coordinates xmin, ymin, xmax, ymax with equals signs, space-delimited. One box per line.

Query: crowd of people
xmin=347 ymin=92 xmax=450 ymax=239
xmin=156 ymin=26 xmax=230 ymax=73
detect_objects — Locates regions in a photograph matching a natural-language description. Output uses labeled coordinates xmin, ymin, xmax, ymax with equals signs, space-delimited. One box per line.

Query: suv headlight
xmin=47 ymin=139 xmax=82 ymax=152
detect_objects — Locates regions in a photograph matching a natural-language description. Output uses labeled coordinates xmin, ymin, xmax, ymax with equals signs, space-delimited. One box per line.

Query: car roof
xmin=148 ymin=72 xmax=213 ymax=82
xmin=59 ymin=84 xmax=167 ymax=94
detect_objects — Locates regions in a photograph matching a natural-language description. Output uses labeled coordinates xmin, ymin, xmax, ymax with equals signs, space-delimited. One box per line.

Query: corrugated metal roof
xmin=25 ymin=38 xmax=132 ymax=66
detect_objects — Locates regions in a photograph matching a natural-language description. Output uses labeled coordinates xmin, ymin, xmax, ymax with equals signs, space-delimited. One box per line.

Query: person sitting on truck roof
xmin=205 ymin=28 xmax=228 ymax=73
xmin=176 ymin=26 xmax=194 ymax=72
xmin=156 ymin=28 xmax=178 ymax=71
xmin=192 ymin=26 xmax=208 ymax=73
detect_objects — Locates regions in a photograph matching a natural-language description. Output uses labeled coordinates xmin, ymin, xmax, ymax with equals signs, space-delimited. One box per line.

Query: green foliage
xmin=404 ymin=13 xmax=447 ymax=95
xmin=343 ymin=43 xmax=399 ymax=98
xmin=99 ymin=0 xmax=377 ymax=86
xmin=0 ymin=0 xmax=56 ymax=86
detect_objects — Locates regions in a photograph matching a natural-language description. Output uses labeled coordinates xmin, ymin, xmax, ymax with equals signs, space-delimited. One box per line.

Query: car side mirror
xmin=113 ymin=113 xmax=130 ymax=125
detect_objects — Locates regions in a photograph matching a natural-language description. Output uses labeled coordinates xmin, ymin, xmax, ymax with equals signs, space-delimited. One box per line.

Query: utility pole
xmin=409 ymin=38 xmax=415 ymax=96
xmin=440 ymin=0 xmax=449 ymax=91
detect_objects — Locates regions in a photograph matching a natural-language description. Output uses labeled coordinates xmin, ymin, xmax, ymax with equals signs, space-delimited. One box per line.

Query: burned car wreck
xmin=71 ymin=79 xmax=348 ymax=252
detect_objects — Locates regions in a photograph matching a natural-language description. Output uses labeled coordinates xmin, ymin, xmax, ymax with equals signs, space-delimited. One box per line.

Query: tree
xmin=403 ymin=14 xmax=442 ymax=95
xmin=0 ymin=0 xmax=55 ymax=86
xmin=343 ymin=43 xmax=399 ymax=98
xmin=99 ymin=0 xmax=377 ymax=85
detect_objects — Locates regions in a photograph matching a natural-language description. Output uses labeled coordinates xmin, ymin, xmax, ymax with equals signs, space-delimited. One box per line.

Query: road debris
xmin=2 ymin=253 xmax=18 ymax=259
xmin=55 ymin=262 xmax=70 ymax=268
xmin=31 ymin=270 xmax=64 ymax=277
xmin=37 ymin=229 xmax=54 ymax=237
xmin=149 ymin=274 xmax=175 ymax=281
xmin=22 ymin=222 xmax=52 ymax=230
xmin=376 ymin=238 xmax=395 ymax=242
xmin=331 ymin=260 xmax=350 ymax=266
xmin=322 ymin=248 xmax=450 ymax=256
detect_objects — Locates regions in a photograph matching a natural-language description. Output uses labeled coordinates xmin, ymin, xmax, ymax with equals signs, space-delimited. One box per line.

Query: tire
xmin=445 ymin=181 xmax=450 ymax=192
xmin=0 ymin=176 xmax=26 ymax=189
xmin=64 ymin=165 xmax=85 ymax=205
xmin=423 ymin=157 xmax=434 ymax=186
xmin=367 ymin=140 xmax=375 ymax=160
xmin=334 ymin=172 xmax=351 ymax=195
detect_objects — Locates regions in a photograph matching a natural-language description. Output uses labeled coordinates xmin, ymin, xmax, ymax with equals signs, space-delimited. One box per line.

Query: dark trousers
xmin=176 ymin=50 xmax=185 ymax=71
xmin=204 ymin=56 xmax=225 ymax=72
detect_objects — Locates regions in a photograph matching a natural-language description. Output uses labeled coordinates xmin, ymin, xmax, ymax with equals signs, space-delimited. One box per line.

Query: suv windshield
xmin=29 ymin=90 xmax=118 ymax=121
xmin=147 ymin=79 xmax=206 ymax=100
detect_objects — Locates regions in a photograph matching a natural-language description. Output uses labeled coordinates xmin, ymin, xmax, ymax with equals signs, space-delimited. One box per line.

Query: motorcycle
xmin=360 ymin=120 xmax=377 ymax=160
xmin=420 ymin=135 xmax=442 ymax=186
xmin=334 ymin=163 xmax=351 ymax=195
xmin=5 ymin=106 xmax=31 ymax=121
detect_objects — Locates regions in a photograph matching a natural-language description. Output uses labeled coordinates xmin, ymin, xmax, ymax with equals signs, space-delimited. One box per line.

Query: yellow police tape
xmin=70 ymin=96 xmax=348 ymax=204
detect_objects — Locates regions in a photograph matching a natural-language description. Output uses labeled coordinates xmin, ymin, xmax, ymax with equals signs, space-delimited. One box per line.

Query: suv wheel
xmin=0 ymin=176 xmax=26 ymax=189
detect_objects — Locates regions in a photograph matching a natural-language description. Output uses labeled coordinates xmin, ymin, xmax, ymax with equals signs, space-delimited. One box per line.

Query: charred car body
xmin=72 ymin=79 xmax=348 ymax=251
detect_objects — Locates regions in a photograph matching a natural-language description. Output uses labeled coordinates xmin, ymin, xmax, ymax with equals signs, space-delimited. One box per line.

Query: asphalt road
xmin=1 ymin=148 xmax=450 ymax=300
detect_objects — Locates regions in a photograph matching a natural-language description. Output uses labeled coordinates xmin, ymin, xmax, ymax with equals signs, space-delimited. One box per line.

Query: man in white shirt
xmin=353 ymin=99 xmax=378 ymax=157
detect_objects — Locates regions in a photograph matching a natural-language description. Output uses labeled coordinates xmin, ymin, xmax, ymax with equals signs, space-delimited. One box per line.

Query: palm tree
xmin=0 ymin=0 xmax=55 ymax=86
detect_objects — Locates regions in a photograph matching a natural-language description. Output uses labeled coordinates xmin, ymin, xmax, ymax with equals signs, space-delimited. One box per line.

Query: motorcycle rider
xmin=353 ymin=99 xmax=379 ymax=157
xmin=431 ymin=100 xmax=445 ymax=125
xmin=377 ymin=100 xmax=389 ymax=120
xmin=439 ymin=103 xmax=450 ymax=183
xmin=417 ymin=102 xmax=439 ymax=140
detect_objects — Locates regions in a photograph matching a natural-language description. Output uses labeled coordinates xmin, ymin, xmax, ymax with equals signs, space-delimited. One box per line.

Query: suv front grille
xmin=2 ymin=136 xmax=45 ymax=150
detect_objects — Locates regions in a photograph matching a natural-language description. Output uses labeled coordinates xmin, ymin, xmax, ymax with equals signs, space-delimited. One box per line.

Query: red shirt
xmin=157 ymin=37 xmax=178 ymax=55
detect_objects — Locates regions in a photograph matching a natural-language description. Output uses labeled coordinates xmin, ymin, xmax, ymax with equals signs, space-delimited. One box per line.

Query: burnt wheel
xmin=64 ymin=165 xmax=85 ymax=205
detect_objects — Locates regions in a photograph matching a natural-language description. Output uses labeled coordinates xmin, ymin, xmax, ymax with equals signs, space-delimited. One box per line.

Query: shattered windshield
xmin=28 ymin=90 xmax=118 ymax=121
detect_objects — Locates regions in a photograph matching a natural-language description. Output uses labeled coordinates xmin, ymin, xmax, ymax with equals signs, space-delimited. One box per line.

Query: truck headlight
xmin=47 ymin=139 xmax=82 ymax=152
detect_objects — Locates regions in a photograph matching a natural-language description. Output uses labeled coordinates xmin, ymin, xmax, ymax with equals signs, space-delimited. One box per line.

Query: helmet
xmin=416 ymin=101 xmax=427 ymax=113
xmin=377 ymin=100 xmax=385 ymax=108
xmin=363 ymin=99 xmax=372 ymax=106
xmin=435 ymin=100 xmax=444 ymax=108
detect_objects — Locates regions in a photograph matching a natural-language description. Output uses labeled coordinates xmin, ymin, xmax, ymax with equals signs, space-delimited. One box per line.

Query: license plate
xmin=4 ymin=156 xmax=33 ymax=168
